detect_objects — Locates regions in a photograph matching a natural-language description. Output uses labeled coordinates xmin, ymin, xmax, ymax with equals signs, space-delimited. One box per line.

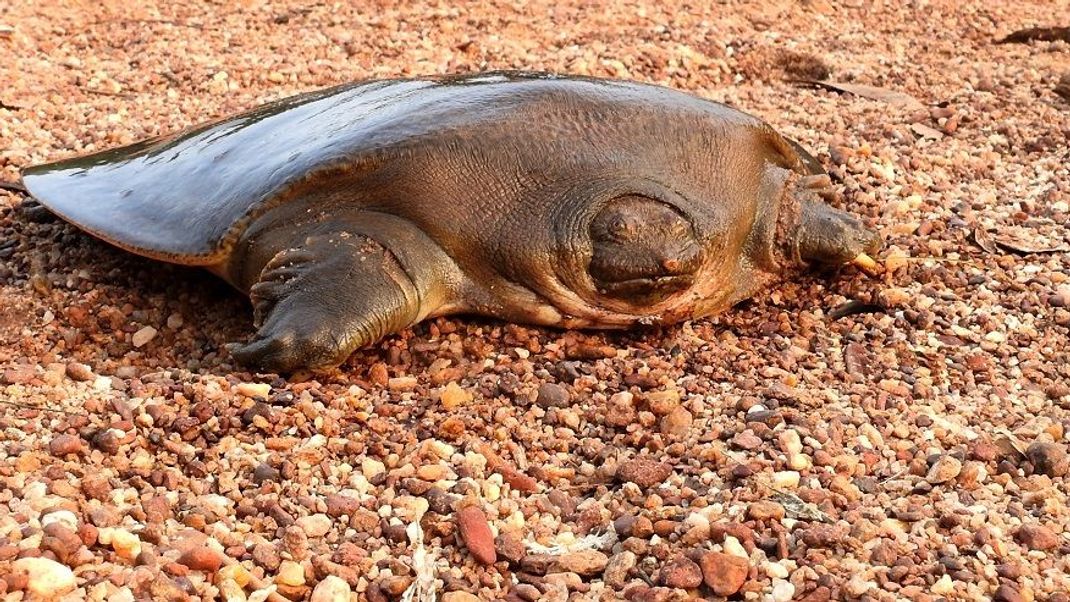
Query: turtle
xmin=21 ymin=71 xmax=881 ymax=373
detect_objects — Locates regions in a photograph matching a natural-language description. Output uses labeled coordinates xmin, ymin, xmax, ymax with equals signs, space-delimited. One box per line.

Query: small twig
xmin=0 ymin=399 xmax=87 ymax=416
xmin=83 ymin=88 xmax=135 ymax=99
xmin=88 ymin=17 xmax=205 ymax=30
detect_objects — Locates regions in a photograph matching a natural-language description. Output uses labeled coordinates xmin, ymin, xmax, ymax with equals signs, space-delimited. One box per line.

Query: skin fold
xmin=21 ymin=71 xmax=881 ymax=372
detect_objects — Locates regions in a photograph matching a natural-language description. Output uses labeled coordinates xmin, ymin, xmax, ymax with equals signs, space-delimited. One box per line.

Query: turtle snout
xmin=795 ymin=200 xmax=882 ymax=266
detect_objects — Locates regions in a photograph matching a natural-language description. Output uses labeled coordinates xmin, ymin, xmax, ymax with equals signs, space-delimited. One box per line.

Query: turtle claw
xmin=229 ymin=320 xmax=347 ymax=374
xmin=795 ymin=199 xmax=882 ymax=267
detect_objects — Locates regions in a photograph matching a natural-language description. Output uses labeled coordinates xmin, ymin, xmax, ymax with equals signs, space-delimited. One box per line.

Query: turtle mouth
xmin=595 ymin=274 xmax=695 ymax=299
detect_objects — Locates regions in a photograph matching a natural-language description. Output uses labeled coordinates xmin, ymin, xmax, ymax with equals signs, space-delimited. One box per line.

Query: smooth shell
xmin=21 ymin=72 xmax=794 ymax=265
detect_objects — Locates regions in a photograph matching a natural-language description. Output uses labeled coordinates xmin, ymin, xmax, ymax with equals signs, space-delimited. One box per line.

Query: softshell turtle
xmin=21 ymin=71 xmax=880 ymax=372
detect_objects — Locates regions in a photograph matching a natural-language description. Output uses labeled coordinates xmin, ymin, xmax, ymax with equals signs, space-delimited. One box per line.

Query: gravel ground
xmin=2 ymin=1 xmax=1069 ymax=601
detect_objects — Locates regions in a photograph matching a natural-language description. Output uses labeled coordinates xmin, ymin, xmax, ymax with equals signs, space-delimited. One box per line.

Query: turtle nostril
xmin=662 ymin=258 xmax=680 ymax=272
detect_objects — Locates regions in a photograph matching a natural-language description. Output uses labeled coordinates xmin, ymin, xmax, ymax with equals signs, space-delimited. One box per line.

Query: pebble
xmin=723 ymin=535 xmax=748 ymax=558
xmin=440 ymin=381 xmax=472 ymax=409
xmin=778 ymin=430 xmax=803 ymax=455
xmin=658 ymin=556 xmax=703 ymax=589
xmin=659 ymin=406 xmax=693 ymax=437
xmin=310 ymin=575 xmax=352 ymax=602
xmin=1026 ymin=441 xmax=1068 ymax=477
xmin=456 ymin=506 xmax=496 ymax=565
xmin=604 ymin=551 xmax=636 ymax=588
xmin=994 ymin=584 xmax=1025 ymax=602
xmin=605 ymin=391 xmax=637 ymax=426
xmin=747 ymin=500 xmax=785 ymax=521
xmin=771 ymin=579 xmax=795 ymax=601
xmin=646 ymin=389 xmax=681 ymax=415
xmin=297 ymin=514 xmax=332 ymax=538
xmin=65 ymin=361 xmax=94 ymax=381
xmin=49 ymin=433 xmax=86 ymax=456
xmin=554 ymin=549 xmax=609 ymax=576
xmin=131 ymin=326 xmax=158 ymax=348
xmin=931 ymin=574 xmax=955 ymax=595
xmin=177 ymin=546 xmax=224 ymax=572
xmin=616 ymin=457 xmax=672 ymax=488
xmin=1016 ymin=524 xmax=1059 ymax=551
xmin=109 ymin=528 xmax=142 ymax=560
xmin=276 ymin=560 xmax=306 ymax=586
xmin=700 ymin=551 xmax=749 ymax=596
xmin=536 ymin=383 xmax=571 ymax=408
xmin=236 ymin=382 xmax=271 ymax=398
xmin=771 ymin=471 xmax=800 ymax=488
xmin=441 ymin=593 xmax=481 ymax=602
xmin=362 ymin=458 xmax=386 ymax=479
xmin=218 ymin=578 xmax=246 ymax=601
xmin=12 ymin=557 xmax=77 ymax=598
xmin=324 ymin=493 xmax=360 ymax=518
xmin=926 ymin=455 xmax=962 ymax=483
xmin=732 ymin=430 xmax=763 ymax=450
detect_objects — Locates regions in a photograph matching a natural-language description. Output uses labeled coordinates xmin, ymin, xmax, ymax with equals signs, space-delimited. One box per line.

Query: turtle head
xmin=767 ymin=173 xmax=883 ymax=269
xmin=587 ymin=195 xmax=704 ymax=304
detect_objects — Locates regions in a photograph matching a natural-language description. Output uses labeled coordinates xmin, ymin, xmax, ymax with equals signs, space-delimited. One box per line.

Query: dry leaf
xmin=997 ymin=26 xmax=1070 ymax=44
xmin=910 ymin=122 xmax=944 ymax=139
xmin=974 ymin=226 xmax=1069 ymax=255
xmin=795 ymin=79 xmax=925 ymax=111
xmin=770 ymin=490 xmax=831 ymax=522
xmin=971 ymin=228 xmax=1001 ymax=254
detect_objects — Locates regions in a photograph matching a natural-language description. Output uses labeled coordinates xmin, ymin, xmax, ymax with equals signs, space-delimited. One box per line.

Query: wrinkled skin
xmin=21 ymin=72 xmax=881 ymax=372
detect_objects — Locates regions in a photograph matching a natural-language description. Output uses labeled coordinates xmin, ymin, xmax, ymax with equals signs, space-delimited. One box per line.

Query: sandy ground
xmin=2 ymin=0 xmax=1070 ymax=601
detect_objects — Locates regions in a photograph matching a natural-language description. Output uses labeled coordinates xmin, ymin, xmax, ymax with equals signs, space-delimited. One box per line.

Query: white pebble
xmin=131 ymin=326 xmax=158 ymax=348
xmin=772 ymin=471 xmax=800 ymax=488
xmin=765 ymin=561 xmax=789 ymax=579
xmin=41 ymin=509 xmax=79 ymax=530
xmin=723 ymin=535 xmax=748 ymax=558
xmin=771 ymin=579 xmax=795 ymax=602
xmin=931 ymin=574 xmax=955 ymax=595
xmin=13 ymin=557 xmax=77 ymax=597
xmin=310 ymin=575 xmax=352 ymax=602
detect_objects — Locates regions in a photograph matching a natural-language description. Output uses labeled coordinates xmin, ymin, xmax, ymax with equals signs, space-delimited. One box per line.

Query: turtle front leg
xmin=229 ymin=231 xmax=444 ymax=373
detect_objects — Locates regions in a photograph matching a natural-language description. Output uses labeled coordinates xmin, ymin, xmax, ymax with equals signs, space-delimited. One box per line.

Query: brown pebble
xmin=324 ymin=493 xmax=360 ymax=518
xmin=553 ymin=549 xmax=608 ymax=576
xmin=456 ymin=506 xmax=496 ymax=565
xmin=657 ymin=556 xmax=702 ymax=589
xmin=616 ymin=457 xmax=673 ymax=488
xmin=747 ymin=500 xmax=785 ymax=522
xmin=659 ymin=406 xmax=693 ymax=437
xmin=535 ymin=383 xmax=571 ymax=408
xmin=41 ymin=524 xmax=83 ymax=564
xmin=700 ymin=551 xmax=748 ymax=596
xmin=142 ymin=496 xmax=172 ymax=524
xmin=64 ymin=361 xmax=94 ymax=381
xmin=495 ymin=532 xmax=526 ymax=565
xmin=732 ymin=430 xmax=763 ymax=450
xmin=1015 ymin=524 xmax=1059 ymax=551
xmin=994 ymin=584 xmax=1024 ymax=602
xmin=926 ymin=454 xmax=962 ymax=484
xmin=1025 ymin=441 xmax=1068 ymax=477
xmin=176 ymin=546 xmax=224 ymax=572
xmin=49 ymin=434 xmax=85 ymax=457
